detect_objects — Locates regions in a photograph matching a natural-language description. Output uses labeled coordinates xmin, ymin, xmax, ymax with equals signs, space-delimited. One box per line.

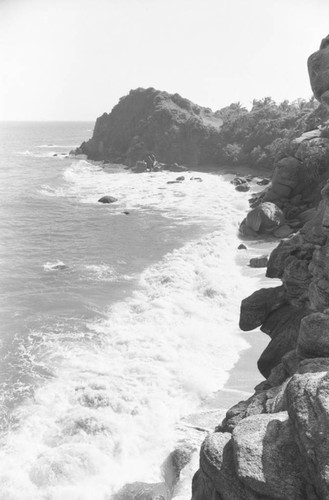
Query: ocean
xmin=0 ymin=122 xmax=274 ymax=499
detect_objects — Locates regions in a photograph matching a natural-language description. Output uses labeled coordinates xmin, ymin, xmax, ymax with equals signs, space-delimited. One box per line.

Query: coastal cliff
xmin=75 ymin=88 xmax=223 ymax=167
xmin=192 ymin=35 xmax=329 ymax=500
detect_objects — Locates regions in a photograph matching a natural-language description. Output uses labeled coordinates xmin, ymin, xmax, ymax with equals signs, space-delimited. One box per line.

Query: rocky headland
xmin=192 ymin=34 xmax=329 ymax=500
xmin=74 ymin=88 xmax=223 ymax=168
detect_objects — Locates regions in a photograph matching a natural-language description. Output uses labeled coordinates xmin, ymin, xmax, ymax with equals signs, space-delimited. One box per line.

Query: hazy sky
xmin=0 ymin=0 xmax=328 ymax=121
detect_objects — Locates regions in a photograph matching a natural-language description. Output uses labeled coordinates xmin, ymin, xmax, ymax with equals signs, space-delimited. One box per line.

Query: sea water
xmin=0 ymin=122 xmax=274 ymax=499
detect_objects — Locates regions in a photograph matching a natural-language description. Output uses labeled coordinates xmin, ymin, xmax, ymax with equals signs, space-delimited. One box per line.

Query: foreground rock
xmin=75 ymin=88 xmax=223 ymax=167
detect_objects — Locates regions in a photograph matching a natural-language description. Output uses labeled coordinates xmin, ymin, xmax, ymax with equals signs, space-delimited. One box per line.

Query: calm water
xmin=0 ymin=122 xmax=259 ymax=499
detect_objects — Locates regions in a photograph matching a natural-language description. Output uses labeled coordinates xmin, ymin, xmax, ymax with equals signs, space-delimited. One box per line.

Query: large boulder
xmin=308 ymin=34 xmax=329 ymax=104
xmin=297 ymin=312 xmax=329 ymax=359
xmin=239 ymin=285 xmax=286 ymax=331
xmin=232 ymin=413 xmax=305 ymax=499
xmin=286 ymin=363 xmax=329 ymax=499
xmin=240 ymin=202 xmax=284 ymax=235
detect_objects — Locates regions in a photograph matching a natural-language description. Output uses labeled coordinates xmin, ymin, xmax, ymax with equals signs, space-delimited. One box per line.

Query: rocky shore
xmin=74 ymin=33 xmax=329 ymax=500
xmin=192 ymin=35 xmax=329 ymax=500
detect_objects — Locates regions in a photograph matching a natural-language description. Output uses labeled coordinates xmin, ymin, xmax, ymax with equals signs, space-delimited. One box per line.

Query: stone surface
xmin=233 ymin=413 xmax=305 ymax=499
xmin=297 ymin=312 xmax=329 ymax=359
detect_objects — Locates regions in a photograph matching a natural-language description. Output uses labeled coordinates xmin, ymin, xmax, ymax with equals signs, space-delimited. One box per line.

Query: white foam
xmin=57 ymin=160 xmax=251 ymax=224
xmin=17 ymin=150 xmax=68 ymax=159
xmin=0 ymin=218 xmax=253 ymax=498
xmin=43 ymin=261 xmax=67 ymax=271
xmin=37 ymin=144 xmax=78 ymax=149
xmin=83 ymin=264 xmax=134 ymax=282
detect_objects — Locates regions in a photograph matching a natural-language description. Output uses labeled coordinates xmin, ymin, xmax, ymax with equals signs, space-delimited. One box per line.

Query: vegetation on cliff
xmin=76 ymin=88 xmax=327 ymax=171
xmin=216 ymin=96 xmax=320 ymax=169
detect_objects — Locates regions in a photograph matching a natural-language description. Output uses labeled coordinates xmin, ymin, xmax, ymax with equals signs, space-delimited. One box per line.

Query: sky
xmin=0 ymin=0 xmax=329 ymax=121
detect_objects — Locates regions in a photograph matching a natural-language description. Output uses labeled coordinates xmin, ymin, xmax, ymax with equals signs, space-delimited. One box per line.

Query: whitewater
xmin=0 ymin=122 xmax=274 ymax=499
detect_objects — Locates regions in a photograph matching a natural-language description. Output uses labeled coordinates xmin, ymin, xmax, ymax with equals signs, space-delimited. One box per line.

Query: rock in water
xmin=98 ymin=196 xmax=118 ymax=204
xmin=240 ymin=202 xmax=284 ymax=235
xmin=74 ymin=88 xmax=223 ymax=167
xmin=249 ymin=255 xmax=268 ymax=268
xmin=235 ymin=183 xmax=250 ymax=192
xmin=238 ymin=243 xmax=247 ymax=250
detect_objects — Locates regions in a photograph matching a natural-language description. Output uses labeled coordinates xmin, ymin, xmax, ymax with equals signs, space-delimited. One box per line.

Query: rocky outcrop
xmin=308 ymin=35 xmax=329 ymax=105
xmin=192 ymin=35 xmax=329 ymax=500
xmin=75 ymin=88 xmax=223 ymax=167
xmin=239 ymin=202 xmax=285 ymax=236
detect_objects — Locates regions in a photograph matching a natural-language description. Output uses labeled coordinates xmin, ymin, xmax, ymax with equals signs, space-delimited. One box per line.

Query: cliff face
xmin=75 ymin=88 xmax=223 ymax=167
xmin=192 ymin=36 xmax=329 ymax=500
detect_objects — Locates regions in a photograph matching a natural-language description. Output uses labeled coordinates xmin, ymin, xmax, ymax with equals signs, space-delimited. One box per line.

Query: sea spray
xmin=0 ymin=227 xmax=253 ymax=499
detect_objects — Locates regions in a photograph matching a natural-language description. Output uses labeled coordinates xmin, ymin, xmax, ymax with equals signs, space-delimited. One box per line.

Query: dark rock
xmin=98 ymin=196 xmax=118 ymax=204
xmin=273 ymin=224 xmax=293 ymax=238
xmin=239 ymin=285 xmax=286 ymax=331
xmin=249 ymin=255 xmax=268 ymax=268
xmin=123 ymin=211 xmax=130 ymax=215
xmin=190 ymin=176 xmax=203 ymax=182
xmin=232 ymin=412 xmax=305 ymax=499
xmin=133 ymin=160 xmax=148 ymax=172
xmin=237 ymin=243 xmax=247 ymax=250
xmin=256 ymin=178 xmax=271 ymax=186
xmin=235 ymin=183 xmax=250 ymax=192
xmin=240 ymin=202 xmax=284 ymax=235
xmin=176 ymin=176 xmax=185 ymax=181
xmin=263 ymin=157 xmax=301 ymax=202
xmin=308 ymin=34 xmax=329 ymax=104
xmin=258 ymin=306 xmax=309 ymax=378
xmin=297 ymin=312 xmax=329 ymax=359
